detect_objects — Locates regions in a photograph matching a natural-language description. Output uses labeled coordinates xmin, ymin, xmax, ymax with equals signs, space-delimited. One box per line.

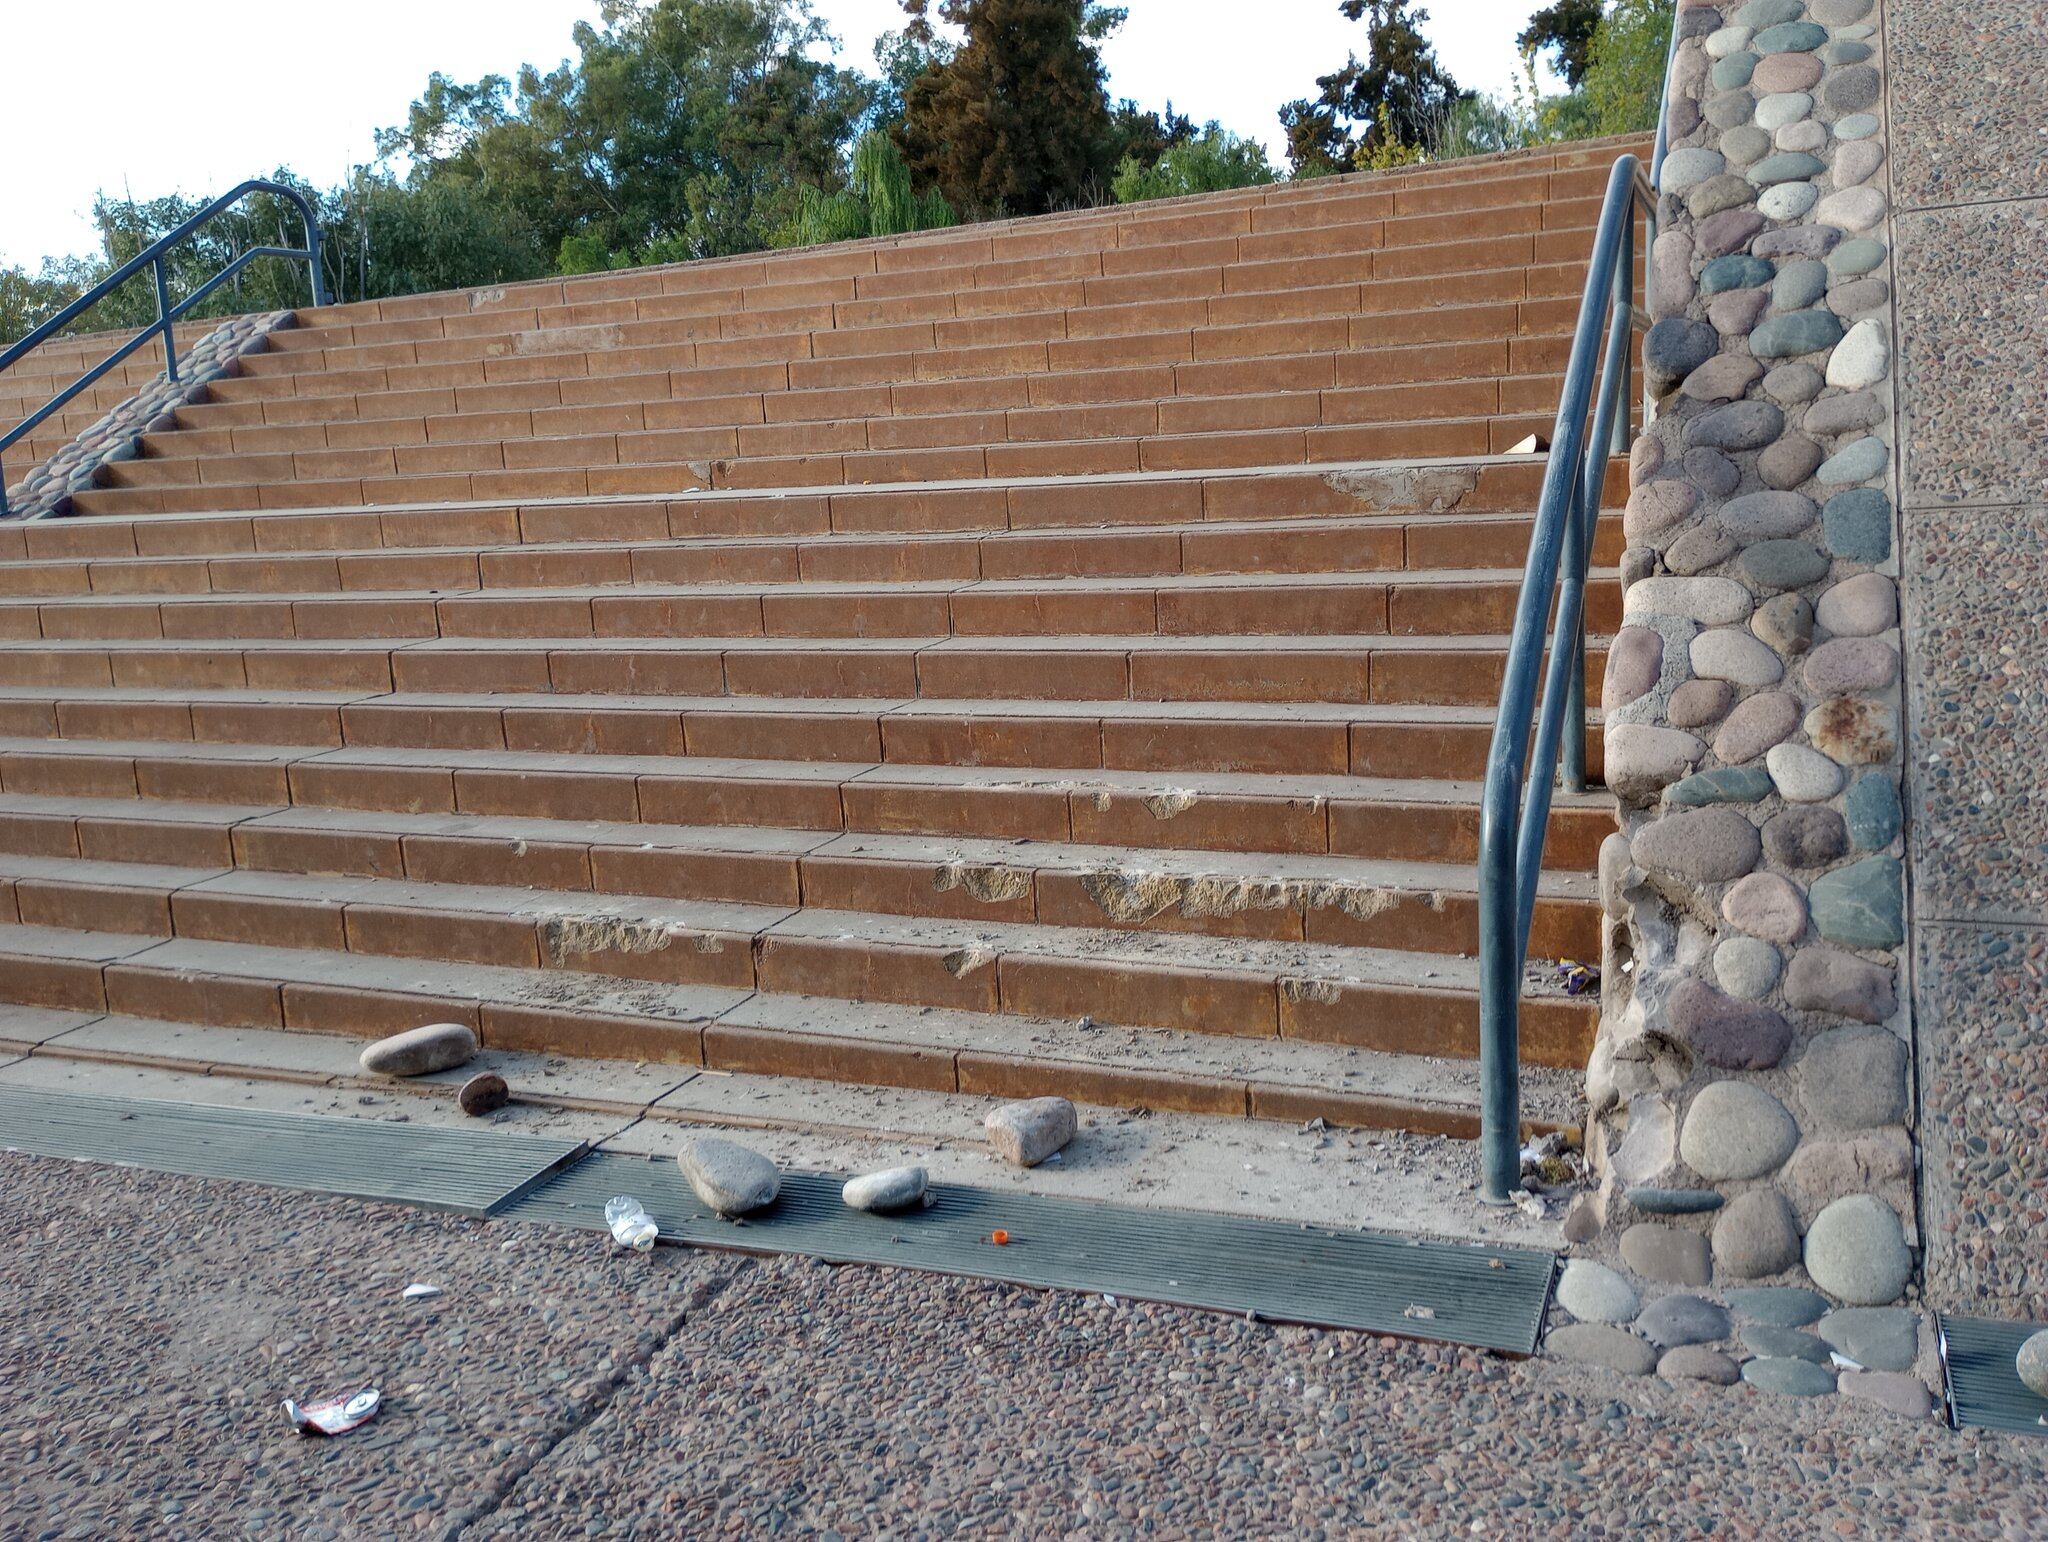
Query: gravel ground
xmin=3 ymin=1151 xmax=2045 ymax=1540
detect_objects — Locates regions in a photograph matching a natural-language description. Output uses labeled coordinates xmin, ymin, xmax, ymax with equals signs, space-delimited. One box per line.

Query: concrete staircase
xmin=0 ymin=136 xmax=1642 ymax=1141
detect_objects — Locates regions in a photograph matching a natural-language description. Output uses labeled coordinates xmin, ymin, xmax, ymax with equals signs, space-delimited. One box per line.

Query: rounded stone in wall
xmin=1631 ymin=806 xmax=1763 ymax=885
xmin=1714 ymin=935 xmax=1782 ymax=1000
xmin=1722 ymin=871 xmax=1809 ymax=945
xmin=1804 ymin=1194 xmax=1911 ymax=1305
xmin=1680 ymin=1080 xmax=1801 ymax=1181
xmin=1712 ymin=1188 xmax=1802 ymax=1279
xmin=1798 ymin=1026 xmax=1908 ymax=1130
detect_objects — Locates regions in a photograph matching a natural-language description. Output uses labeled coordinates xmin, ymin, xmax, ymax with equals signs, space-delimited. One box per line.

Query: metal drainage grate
xmin=504 ymin=1150 xmax=1558 ymax=1354
xmin=0 ymin=1086 xmax=586 ymax=1216
xmin=1939 ymin=1313 xmax=2048 ymax=1437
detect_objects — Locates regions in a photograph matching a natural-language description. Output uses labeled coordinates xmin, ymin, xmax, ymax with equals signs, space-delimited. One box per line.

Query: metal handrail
xmin=0 ymin=178 xmax=330 ymax=519
xmin=1474 ymin=9 xmax=1684 ymax=1204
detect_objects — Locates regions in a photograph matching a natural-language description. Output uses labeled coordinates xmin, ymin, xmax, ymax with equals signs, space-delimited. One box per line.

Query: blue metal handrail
xmin=1474 ymin=11 xmax=1683 ymax=1203
xmin=0 ymin=178 xmax=330 ymax=519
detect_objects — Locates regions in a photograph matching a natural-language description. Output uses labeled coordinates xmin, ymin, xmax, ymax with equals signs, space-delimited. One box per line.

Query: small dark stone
xmin=1667 ymin=766 xmax=1776 ymax=807
xmin=1823 ymin=488 xmax=1892 ymax=562
xmin=1686 ymin=400 xmax=1785 ymax=452
xmin=1668 ymin=977 xmax=1793 ymax=1069
xmin=1700 ymin=254 xmax=1775 ymax=294
xmin=1823 ymin=64 xmax=1882 ymax=113
xmin=1646 ymin=318 xmax=1719 ymax=392
xmin=1738 ymin=539 xmax=1830 ymax=592
xmin=457 ymin=1071 xmax=510 ymax=1116
xmin=1627 ymin=1186 xmax=1727 ymax=1215
xmin=1763 ymin=805 xmax=1848 ymax=868
xmin=1685 ymin=447 xmax=1742 ymax=497
xmin=1845 ymin=773 xmax=1902 ymax=850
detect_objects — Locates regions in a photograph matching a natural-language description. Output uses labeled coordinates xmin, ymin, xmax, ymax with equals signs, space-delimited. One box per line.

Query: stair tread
xmin=0 ymin=794 xmax=1597 ymax=896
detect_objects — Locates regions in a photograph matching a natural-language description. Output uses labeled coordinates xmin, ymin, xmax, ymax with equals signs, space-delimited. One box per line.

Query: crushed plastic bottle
xmin=605 ymin=1195 xmax=658 ymax=1251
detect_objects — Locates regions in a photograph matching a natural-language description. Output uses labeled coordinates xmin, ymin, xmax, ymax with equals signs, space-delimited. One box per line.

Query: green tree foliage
xmin=776 ymin=130 xmax=956 ymax=247
xmin=1281 ymin=0 xmax=1469 ymax=177
xmin=1580 ymin=0 xmax=1674 ymax=135
xmin=895 ymin=0 xmax=1124 ymax=216
xmin=1112 ymin=125 xmax=1277 ymax=204
xmin=382 ymin=0 xmax=873 ymax=265
xmin=1518 ymin=0 xmax=1604 ymax=88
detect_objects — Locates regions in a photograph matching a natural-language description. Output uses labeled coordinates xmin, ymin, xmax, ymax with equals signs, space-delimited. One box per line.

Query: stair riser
xmin=0 ymin=873 xmax=1593 ymax=1065
xmin=0 ymin=751 xmax=1608 ymax=865
xmin=0 ymin=579 xmax=1624 ymax=642
xmin=14 ymin=460 xmax=1634 ymax=561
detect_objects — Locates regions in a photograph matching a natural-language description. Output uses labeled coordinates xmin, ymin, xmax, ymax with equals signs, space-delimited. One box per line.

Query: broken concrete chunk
xmin=842 ymin=1166 xmax=929 ymax=1213
xmin=359 ymin=1022 xmax=478 ymax=1078
xmin=984 ymin=1097 xmax=1077 ymax=1167
xmin=677 ymin=1136 xmax=782 ymax=1216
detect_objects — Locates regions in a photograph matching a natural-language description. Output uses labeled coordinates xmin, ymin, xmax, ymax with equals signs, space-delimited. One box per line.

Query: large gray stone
xmin=1639 ymin=1294 xmax=1731 ymax=1348
xmin=2018 ymin=1332 xmax=2048 ymax=1398
xmin=1743 ymin=1358 xmax=1837 ymax=1396
xmin=1799 ymin=1027 xmax=1908 ymax=1130
xmin=1631 ymin=806 xmax=1762 ymax=884
xmin=1722 ymin=871 xmax=1809 ymax=945
xmin=1660 ymin=1345 xmax=1743 ymax=1384
xmin=1685 ymin=400 xmax=1785 ymax=452
xmin=1816 ymin=435 xmax=1888 ymax=485
xmin=1646 ymin=318 xmax=1719 ymax=390
xmin=1743 ymin=1323 xmax=1833 ymax=1364
xmin=1804 ymin=636 xmax=1898 ymax=695
xmin=1680 ymin=1080 xmax=1800 ymax=1180
xmin=1727 ymin=1287 xmax=1829 ymax=1326
xmin=1667 ymin=766 xmax=1776 ymax=808
xmin=1752 ymin=308 xmax=1845 ymax=359
xmin=843 ymin=1166 xmax=929 ymax=1213
xmin=1713 ymin=1189 xmax=1802 ymax=1278
xmin=1737 ymin=539 xmax=1830 ymax=592
xmin=1804 ymin=1194 xmax=1911 ymax=1304
xmin=1822 ymin=64 xmax=1881 ymax=114
xmin=1607 ymin=725 xmax=1707 ymax=803
xmin=1766 ymin=744 xmax=1844 ymax=804
xmin=1548 ymin=1323 xmax=1657 ymax=1375
xmin=359 ymin=1022 xmax=478 ymax=1078
xmin=1818 ymin=573 xmax=1892 ymax=638
xmin=678 ymin=1136 xmax=782 ymax=1216
xmin=1783 ymin=948 xmax=1896 ymax=1023
xmin=1603 ymin=626 xmax=1664 ymax=709
xmin=1821 ymin=489 xmax=1892 ymax=563
xmin=1840 ymin=1371 xmax=1934 ymax=1420
xmin=985 ymin=1096 xmax=1077 ymax=1167
xmin=1763 ymin=805 xmax=1849 ymax=869
xmin=1714 ymin=936 xmax=1782 ymax=1000
xmin=1810 ymin=856 xmax=1904 ymax=949
xmin=1720 ymin=490 xmax=1816 ymax=539
xmin=1805 ymin=388 xmax=1886 ymax=436
xmin=1620 ymin=1222 xmax=1714 ymax=1286
xmin=1668 ymin=977 xmax=1792 ymax=1069
xmin=1692 ymin=627 xmax=1785 ymax=686
xmin=1626 ymin=576 xmax=1754 ymax=625
xmin=1844 ymin=774 xmax=1902 ymax=850
xmin=1557 ymin=1259 xmax=1641 ymax=1324
xmin=1818 ymin=1308 xmax=1920 ymax=1373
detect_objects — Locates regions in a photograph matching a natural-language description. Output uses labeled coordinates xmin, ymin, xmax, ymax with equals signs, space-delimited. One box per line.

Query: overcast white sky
xmin=0 ymin=0 xmax=1555 ymax=268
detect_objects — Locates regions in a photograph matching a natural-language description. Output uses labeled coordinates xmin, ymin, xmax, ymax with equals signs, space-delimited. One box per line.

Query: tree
xmin=1112 ymin=125 xmax=1277 ymax=204
xmin=383 ymin=0 xmax=873 ymax=266
xmin=1280 ymin=1 xmax=1469 ymax=176
xmin=1519 ymin=0 xmax=1604 ymax=89
xmin=1580 ymin=0 xmax=1674 ymax=135
xmin=894 ymin=0 xmax=1123 ymax=216
xmin=776 ymin=130 xmax=956 ymax=246
xmin=1105 ymin=99 xmax=1196 ymax=179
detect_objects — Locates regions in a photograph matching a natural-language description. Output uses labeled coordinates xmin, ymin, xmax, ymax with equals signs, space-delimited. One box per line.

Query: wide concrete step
xmin=0 ymin=794 xmax=1595 ymax=958
xmin=9 ymin=458 xmax=1631 ymax=560
xmin=0 ymin=740 xmax=1610 ymax=862
xmin=65 ymin=412 xmax=1574 ymax=514
xmin=269 ymin=195 xmax=1613 ymax=359
xmin=0 ymin=512 xmax=1628 ymax=599
xmin=0 ymin=567 xmax=1625 ymax=642
xmin=119 ymin=378 xmax=1576 ymax=496
xmin=0 ymin=930 xmax=1580 ymax=1136
xmin=0 ymin=684 xmax=1608 ymax=788
xmin=0 ymin=853 xmax=1593 ymax=1062
xmin=0 ymin=629 xmax=1610 ymax=705
xmin=241 ymin=249 xmax=1605 ymax=392
xmin=155 ymin=346 xmax=1581 ymax=466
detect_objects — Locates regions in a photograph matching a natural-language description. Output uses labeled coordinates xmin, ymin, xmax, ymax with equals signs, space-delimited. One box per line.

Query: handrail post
xmin=153 ymin=257 xmax=179 ymax=383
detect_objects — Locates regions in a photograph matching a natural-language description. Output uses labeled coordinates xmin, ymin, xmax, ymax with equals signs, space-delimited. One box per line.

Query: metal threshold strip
xmin=1939 ymin=1313 xmax=2048 ymax=1437
xmin=0 ymin=1086 xmax=1556 ymax=1355
xmin=0 ymin=1086 xmax=587 ymax=1217
xmin=506 ymin=1152 xmax=1555 ymax=1353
